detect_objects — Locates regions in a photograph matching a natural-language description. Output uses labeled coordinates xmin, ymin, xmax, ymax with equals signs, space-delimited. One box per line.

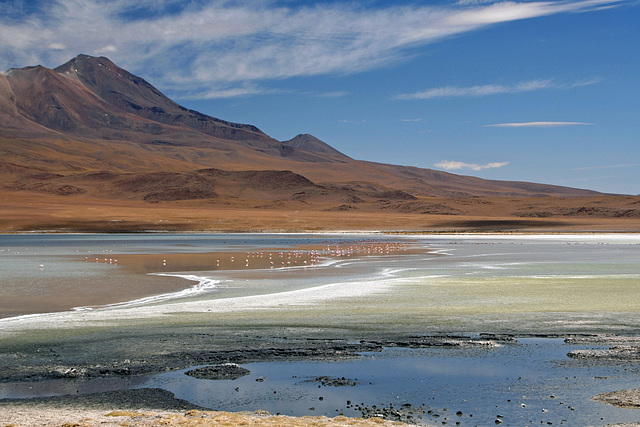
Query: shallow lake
xmin=2 ymin=338 xmax=640 ymax=426
xmin=1 ymin=233 xmax=640 ymax=426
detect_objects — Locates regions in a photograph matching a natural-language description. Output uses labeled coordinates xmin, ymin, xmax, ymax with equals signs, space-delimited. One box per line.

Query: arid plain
xmin=1 ymin=189 xmax=640 ymax=233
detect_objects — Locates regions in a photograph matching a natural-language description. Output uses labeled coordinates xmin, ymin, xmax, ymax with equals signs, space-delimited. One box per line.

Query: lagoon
xmin=1 ymin=233 xmax=640 ymax=425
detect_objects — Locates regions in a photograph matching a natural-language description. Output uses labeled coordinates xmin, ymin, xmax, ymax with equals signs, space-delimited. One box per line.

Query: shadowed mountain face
xmin=1 ymin=54 xmax=607 ymax=207
xmin=53 ymin=55 xmax=268 ymax=142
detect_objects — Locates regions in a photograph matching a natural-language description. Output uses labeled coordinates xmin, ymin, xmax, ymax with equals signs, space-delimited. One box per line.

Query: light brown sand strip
xmin=0 ymin=407 xmax=413 ymax=427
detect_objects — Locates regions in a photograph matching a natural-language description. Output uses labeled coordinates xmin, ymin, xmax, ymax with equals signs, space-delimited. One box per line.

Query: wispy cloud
xmin=400 ymin=118 xmax=423 ymax=122
xmin=485 ymin=121 xmax=593 ymax=127
xmin=396 ymin=78 xmax=600 ymax=100
xmin=573 ymin=163 xmax=640 ymax=171
xmin=314 ymin=91 xmax=350 ymax=98
xmin=0 ymin=0 xmax=620 ymax=98
xmin=435 ymin=160 xmax=509 ymax=171
xmin=180 ymin=84 xmax=268 ymax=100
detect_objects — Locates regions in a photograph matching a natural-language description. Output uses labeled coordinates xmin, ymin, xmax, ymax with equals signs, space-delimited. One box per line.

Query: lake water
xmin=143 ymin=339 xmax=640 ymax=426
xmin=0 ymin=233 xmax=410 ymax=317
xmin=1 ymin=233 xmax=640 ymax=426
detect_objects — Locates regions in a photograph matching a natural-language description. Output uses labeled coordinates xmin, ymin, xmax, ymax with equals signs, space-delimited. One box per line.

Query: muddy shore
xmin=0 ymin=334 xmax=508 ymax=426
xmin=0 ymin=333 xmax=510 ymax=384
xmin=3 ymin=333 xmax=640 ymax=426
xmin=0 ymin=388 xmax=412 ymax=426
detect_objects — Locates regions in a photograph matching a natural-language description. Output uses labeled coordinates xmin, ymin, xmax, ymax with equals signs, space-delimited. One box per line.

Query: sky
xmin=1 ymin=0 xmax=639 ymax=195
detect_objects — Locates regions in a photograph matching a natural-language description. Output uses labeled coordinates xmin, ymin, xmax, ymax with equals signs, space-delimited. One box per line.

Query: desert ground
xmin=1 ymin=190 xmax=639 ymax=233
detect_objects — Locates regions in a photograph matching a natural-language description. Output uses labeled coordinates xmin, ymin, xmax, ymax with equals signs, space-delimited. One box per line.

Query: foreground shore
xmin=3 ymin=408 xmax=409 ymax=427
xmin=2 ymin=370 xmax=640 ymax=426
xmin=2 ymin=333 xmax=640 ymax=426
xmin=0 ymin=388 xmax=412 ymax=426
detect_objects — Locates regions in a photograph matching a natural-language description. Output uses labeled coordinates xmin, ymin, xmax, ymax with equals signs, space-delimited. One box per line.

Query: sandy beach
xmin=0 ymin=388 xmax=415 ymax=426
xmin=0 ymin=409 xmax=413 ymax=427
xmin=0 ymin=410 xmax=415 ymax=427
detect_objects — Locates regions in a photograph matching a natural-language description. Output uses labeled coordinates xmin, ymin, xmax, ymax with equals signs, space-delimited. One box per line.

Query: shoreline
xmin=0 ymin=388 xmax=412 ymax=427
xmin=2 ymin=334 xmax=640 ymax=427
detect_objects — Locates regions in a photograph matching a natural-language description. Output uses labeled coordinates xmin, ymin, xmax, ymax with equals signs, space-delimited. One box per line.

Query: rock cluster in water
xmin=185 ymin=363 xmax=250 ymax=380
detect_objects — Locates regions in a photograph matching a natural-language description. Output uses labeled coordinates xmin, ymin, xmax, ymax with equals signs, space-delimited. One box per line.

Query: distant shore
xmin=1 ymin=190 xmax=639 ymax=234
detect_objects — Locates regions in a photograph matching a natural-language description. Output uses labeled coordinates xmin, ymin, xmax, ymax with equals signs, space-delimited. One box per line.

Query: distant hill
xmin=1 ymin=54 xmax=604 ymax=202
xmin=283 ymin=134 xmax=350 ymax=158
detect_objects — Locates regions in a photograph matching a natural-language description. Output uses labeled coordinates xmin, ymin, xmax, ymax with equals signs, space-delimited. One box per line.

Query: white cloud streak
xmin=180 ymin=84 xmax=268 ymax=100
xmin=573 ymin=163 xmax=640 ymax=171
xmin=0 ymin=0 xmax=621 ymax=98
xmin=396 ymin=78 xmax=601 ymax=100
xmin=485 ymin=121 xmax=593 ymax=127
xmin=435 ymin=160 xmax=509 ymax=171
xmin=313 ymin=91 xmax=350 ymax=98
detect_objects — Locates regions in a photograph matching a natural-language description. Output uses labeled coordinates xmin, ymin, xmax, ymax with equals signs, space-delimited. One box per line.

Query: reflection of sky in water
xmin=3 ymin=339 xmax=639 ymax=427
xmin=138 ymin=340 xmax=640 ymax=426
xmin=0 ymin=233 xmax=408 ymax=315
xmin=2 ymin=233 xmax=640 ymax=326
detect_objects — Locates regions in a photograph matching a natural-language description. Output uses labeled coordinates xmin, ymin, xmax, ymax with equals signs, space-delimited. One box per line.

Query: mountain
xmin=2 ymin=54 xmax=638 ymax=232
xmin=53 ymin=55 xmax=268 ymax=142
xmin=283 ymin=134 xmax=349 ymax=158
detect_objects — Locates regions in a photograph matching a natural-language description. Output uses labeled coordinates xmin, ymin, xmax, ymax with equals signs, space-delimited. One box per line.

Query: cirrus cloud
xmin=0 ymin=0 xmax=622 ymax=98
xmin=435 ymin=160 xmax=509 ymax=171
xmin=485 ymin=121 xmax=593 ymax=127
xmin=395 ymin=78 xmax=601 ymax=100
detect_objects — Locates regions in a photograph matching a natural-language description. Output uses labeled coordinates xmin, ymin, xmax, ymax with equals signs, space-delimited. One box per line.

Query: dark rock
xmin=184 ymin=363 xmax=250 ymax=380
xmin=303 ymin=376 xmax=357 ymax=387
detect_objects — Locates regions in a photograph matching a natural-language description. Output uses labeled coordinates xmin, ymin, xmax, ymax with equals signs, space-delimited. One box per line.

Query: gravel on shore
xmin=593 ymin=389 xmax=640 ymax=409
xmin=0 ymin=407 xmax=414 ymax=427
xmin=0 ymin=388 xmax=414 ymax=427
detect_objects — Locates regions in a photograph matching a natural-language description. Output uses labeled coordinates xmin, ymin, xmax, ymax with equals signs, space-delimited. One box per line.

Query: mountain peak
xmin=55 ymin=54 xmax=136 ymax=86
xmin=64 ymin=54 xmax=117 ymax=67
xmin=51 ymin=55 xmax=270 ymax=141
xmin=283 ymin=134 xmax=349 ymax=158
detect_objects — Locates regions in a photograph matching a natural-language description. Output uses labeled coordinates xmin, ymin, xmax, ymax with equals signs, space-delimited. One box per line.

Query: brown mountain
xmin=1 ymin=54 xmax=638 ymax=232
xmin=53 ymin=55 xmax=269 ymax=143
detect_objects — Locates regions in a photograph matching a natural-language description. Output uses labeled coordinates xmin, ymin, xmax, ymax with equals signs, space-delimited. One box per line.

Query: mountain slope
xmin=54 ymin=55 xmax=269 ymax=143
xmin=0 ymin=54 xmax=607 ymax=205
xmin=283 ymin=134 xmax=350 ymax=159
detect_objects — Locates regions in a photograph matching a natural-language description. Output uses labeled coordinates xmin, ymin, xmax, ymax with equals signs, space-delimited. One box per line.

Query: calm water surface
xmin=0 ymin=233 xmax=403 ymax=317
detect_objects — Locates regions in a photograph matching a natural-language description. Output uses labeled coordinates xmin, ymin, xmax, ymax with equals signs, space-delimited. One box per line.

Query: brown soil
xmin=0 ymin=408 xmax=411 ymax=427
xmin=1 ymin=190 xmax=639 ymax=233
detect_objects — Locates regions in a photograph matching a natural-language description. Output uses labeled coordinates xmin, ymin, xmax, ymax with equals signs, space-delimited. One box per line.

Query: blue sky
xmin=1 ymin=0 xmax=638 ymax=194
